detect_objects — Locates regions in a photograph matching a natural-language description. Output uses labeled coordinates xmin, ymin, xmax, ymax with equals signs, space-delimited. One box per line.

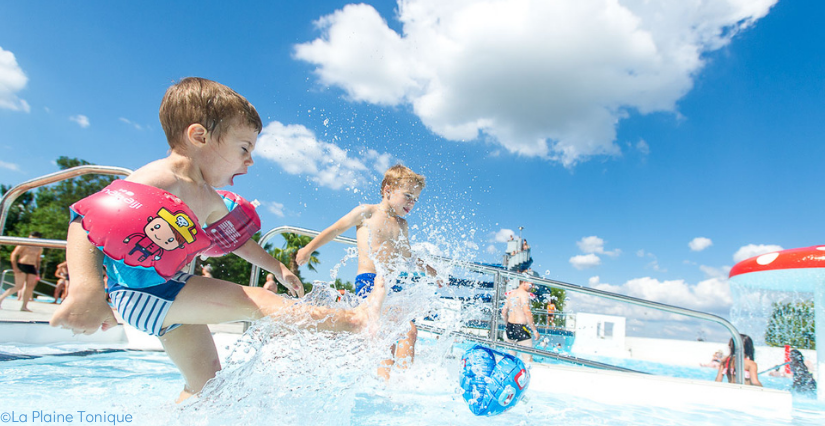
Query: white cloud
xmin=119 ymin=117 xmax=143 ymax=130
xmin=576 ymin=235 xmax=620 ymax=257
xmin=689 ymin=237 xmax=713 ymax=252
xmin=0 ymin=160 xmax=20 ymax=171
xmin=0 ymin=46 xmax=30 ymax=112
xmin=733 ymin=244 xmax=783 ymax=263
xmin=256 ymin=120 xmax=394 ymax=190
xmin=485 ymin=244 xmax=497 ymax=254
xmin=295 ymin=0 xmax=777 ymax=166
xmin=577 ymin=275 xmax=732 ymax=318
xmin=570 ymin=253 xmax=601 ymax=270
xmin=699 ymin=264 xmax=729 ymax=280
xmin=265 ymin=201 xmax=285 ymax=217
xmin=491 ymin=228 xmax=515 ymax=243
xmin=69 ymin=115 xmax=90 ymax=128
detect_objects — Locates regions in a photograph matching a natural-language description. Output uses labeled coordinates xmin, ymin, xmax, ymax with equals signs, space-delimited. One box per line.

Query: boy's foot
xmin=20 ymin=307 xmax=32 ymax=312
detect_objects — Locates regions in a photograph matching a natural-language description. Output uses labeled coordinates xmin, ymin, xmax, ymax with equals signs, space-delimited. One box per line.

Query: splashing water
xmin=175 ymin=268 xmax=465 ymax=426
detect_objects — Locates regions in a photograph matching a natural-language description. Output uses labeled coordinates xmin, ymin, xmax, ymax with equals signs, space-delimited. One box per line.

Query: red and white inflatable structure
xmin=729 ymin=246 xmax=825 ymax=400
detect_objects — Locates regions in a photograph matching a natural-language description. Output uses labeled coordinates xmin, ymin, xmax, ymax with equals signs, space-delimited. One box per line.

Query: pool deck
xmin=0 ymin=298 xmax=246 ymax=348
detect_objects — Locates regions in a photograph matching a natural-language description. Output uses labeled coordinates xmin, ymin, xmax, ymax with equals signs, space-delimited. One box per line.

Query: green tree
xmin=268 ymin=232 xmax=320 ymax=294
xmin=531 ymin=286 xmax=566 ymax=327
xmin=765 ymin=301 xmax=815 ymax=349
xmin=1 ymin=157 xmax=115 ymax=296
xmin=332 ymin=278 xmax=354 ymax=293
xmin=0 ymin=184 xmax=35 ymax=271
xmin=199 ymin=232 xmax=270 ymax=287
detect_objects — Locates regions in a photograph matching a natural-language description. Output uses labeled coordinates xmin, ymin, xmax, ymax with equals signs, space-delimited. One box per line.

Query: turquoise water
xmin=1 ymin=340 xmax=823 ymax=426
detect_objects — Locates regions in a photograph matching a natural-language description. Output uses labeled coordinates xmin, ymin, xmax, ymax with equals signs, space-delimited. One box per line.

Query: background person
xmin=0 ymin=232 xmax=43 ymax=311
xmin=53 ymin=260 xmax=70 ymax=303
xmin=501 ymin=279 xmax=538 ymax=363
xmin=262 ymin=273 xmax=278 ymax=293
xmin=715 ymin=334 xmax=761 ymax=386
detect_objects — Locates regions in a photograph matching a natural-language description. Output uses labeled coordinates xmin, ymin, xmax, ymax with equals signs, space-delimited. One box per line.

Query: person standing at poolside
xmin=546 ymin=299 xmax=556 ymax=327
xmin=296 ymin=164 xmax=439 ymax=381
xmin=501 ymin=279 xmax=538 ymax=363
xmin=0 ymin=232 xmax=43 ymax=311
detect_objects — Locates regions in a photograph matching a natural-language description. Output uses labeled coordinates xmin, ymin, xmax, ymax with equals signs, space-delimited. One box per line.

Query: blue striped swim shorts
xmin=107 ymin=271 xmax=192 ymax=336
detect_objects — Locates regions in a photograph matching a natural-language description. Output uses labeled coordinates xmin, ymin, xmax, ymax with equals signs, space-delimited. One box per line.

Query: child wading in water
xmin=297 ymin=164 xmax=438 ymax=380
xmin=50 ymin=77 xmax=384 ymax=402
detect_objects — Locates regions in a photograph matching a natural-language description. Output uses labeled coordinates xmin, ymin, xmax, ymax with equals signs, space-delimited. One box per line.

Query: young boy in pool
xmin=50 ymin=77 xmax=384 ymax=402
xmin=296 ymin=164 xmax=438 ymax=380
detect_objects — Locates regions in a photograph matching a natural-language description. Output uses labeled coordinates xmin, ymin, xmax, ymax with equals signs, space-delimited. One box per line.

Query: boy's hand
xmin=295 ymin=247 xmax=310 ymax=267
xmin=280 ymin=271 xmax=305 ymax=298
xmin=50 ymin=293 xmax=118 ymax=335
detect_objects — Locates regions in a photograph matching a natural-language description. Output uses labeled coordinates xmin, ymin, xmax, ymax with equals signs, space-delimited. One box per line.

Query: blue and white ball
xmin=459 ymin=345 xmax=530 ymax=416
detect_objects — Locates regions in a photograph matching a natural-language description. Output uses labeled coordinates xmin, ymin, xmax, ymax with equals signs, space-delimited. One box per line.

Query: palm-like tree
xmin=269 ymin=232 xmax=320 ymax=279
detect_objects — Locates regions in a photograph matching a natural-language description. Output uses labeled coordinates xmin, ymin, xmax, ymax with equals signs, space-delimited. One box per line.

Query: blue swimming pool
xmin=2 ymin=338 xmax=823 ymax=426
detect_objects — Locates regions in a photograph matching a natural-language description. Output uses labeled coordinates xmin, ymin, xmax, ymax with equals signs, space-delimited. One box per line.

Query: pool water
xmin=2 ymin=339 xmax=824 ymax=426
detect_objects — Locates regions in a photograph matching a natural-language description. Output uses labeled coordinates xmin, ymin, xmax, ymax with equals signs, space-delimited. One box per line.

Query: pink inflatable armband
xmin=70 ymin=180 xmax=212 ymax=280
xmin=200 ymin=191 xmax=261 ymax=257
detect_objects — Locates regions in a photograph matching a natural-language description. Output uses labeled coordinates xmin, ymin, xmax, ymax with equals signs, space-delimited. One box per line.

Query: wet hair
xmin=380 ymin=164 xmax=425 ymax=197
xmin=728 ymin=334 xmax=755 ymax=360
xmin=159 ymin=77 xmax=262 ymax=150
xmin=725 ymin=334 xmax=755 ymax=382
xmin=29 ymin=231 xmax=42 ymax=238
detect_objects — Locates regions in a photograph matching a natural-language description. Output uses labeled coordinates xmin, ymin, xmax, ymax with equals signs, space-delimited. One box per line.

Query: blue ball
xmin=459 ymin=345 xmax=530 ymax=416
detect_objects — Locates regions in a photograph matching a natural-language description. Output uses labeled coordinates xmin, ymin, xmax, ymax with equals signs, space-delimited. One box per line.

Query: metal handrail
xmin=252 ymin=225 xmax=743 ymax=382
xmin=415 ymin=323 xmax=644 ymax=374
xmin=0 ymin=164 xmax=132 ymax=241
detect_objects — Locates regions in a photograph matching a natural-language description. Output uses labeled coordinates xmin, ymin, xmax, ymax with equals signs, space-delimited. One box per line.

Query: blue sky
xmin=1 ymin=1 xmax=822 ymax=339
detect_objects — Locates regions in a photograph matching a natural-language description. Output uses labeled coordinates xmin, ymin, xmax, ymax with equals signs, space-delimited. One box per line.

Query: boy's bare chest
xmin=362 ymin=216 xmax=403 ymax=243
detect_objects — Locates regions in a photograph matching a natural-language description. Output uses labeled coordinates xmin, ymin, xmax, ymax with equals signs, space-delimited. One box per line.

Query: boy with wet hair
xmin=296 ymin=164 xmax=437 ymax=380
xmin=51 ymin=77 xmax=384 ymax=402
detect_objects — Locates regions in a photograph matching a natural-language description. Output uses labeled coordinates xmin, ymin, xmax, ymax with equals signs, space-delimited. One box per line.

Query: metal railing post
xmin=489 ymin=271 xmax=502 ymax=340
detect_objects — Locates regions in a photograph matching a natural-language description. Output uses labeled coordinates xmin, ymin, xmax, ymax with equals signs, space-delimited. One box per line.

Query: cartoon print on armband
xmin=122 ymin=208 xmax=199 ymax=262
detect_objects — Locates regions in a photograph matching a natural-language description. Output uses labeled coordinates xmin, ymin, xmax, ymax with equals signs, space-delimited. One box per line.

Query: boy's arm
xmin=50 ymin=219 xmax=118 ymax=334
xmin=233 ymin=239 xmax=305 ymax=297
xmin=296 ymin=206 xmax=367 ymax=266
xmin=501 ymin=299 xmax=509 ymax=322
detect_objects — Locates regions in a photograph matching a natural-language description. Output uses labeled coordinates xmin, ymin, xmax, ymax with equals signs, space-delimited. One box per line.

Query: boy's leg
xmin=158 ymin=324 xmax=220 ymax=402
xmin=163 ymin=275 xmax=385 ymax=332
xmin=394 ymin=321 xmax=417 ymax=369
xmin=378 ymin=321 xmax=418 ymax=380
